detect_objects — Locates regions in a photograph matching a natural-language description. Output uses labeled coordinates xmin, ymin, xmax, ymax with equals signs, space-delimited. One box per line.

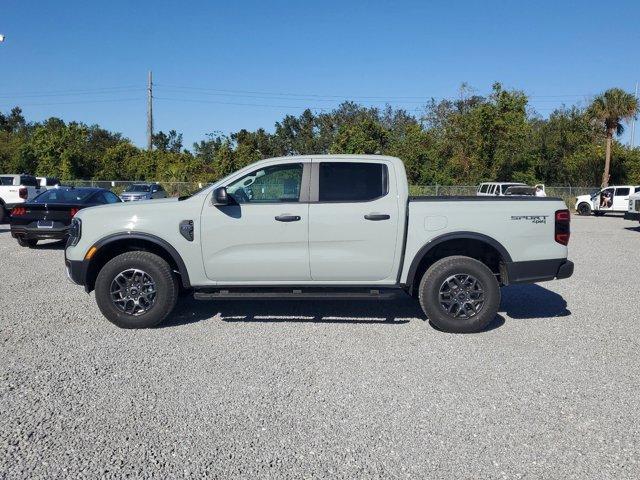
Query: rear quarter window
xmin=318 ymin=162 xmax=388 ymax=202
xmin=19 ymin=176 xmax=38 ymax=187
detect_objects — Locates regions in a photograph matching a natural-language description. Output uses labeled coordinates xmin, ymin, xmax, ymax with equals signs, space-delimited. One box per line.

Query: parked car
xmin=575 ymin=185 xmax=640 ymax=216
xmin=477 ymin=182 xmax=526 ymax=196
xmin=65 ymin=155 xmax=573 ymax=333
xmin=0 ymin=174 xmax=42 ymax=223
xmin=10 ymin=187 xmax=121 ymax=248
xmin=120 ymin=183 xmax=167 ymax=202
xmin=36 ymin=176 xmax=61 ymax=190
xmin=625 ymin=191 xmax=640 ymax=224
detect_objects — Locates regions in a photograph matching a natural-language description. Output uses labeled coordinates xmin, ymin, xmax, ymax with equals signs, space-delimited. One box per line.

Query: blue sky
xmin=1 ymin=0 xmax=639 ymax=148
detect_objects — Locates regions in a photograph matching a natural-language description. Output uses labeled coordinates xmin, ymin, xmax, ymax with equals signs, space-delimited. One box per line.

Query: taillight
xmin=11 ymin=207 xmax=27 ymax=216
xmin=555 ymin=209 xmax=570 ymax=245
xmin=18 ymin=187 xmax=28 ymax=199
xmin=69 ymin=207 xmax=79 ymax=217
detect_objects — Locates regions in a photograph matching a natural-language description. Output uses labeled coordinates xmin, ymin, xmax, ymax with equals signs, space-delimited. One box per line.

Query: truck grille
xmin=636 ymin=200 xmax=640 ymax=212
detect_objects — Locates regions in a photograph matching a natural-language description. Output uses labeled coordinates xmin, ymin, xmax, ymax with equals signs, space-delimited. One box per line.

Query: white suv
xmin=477 ymin=182 xmax=526 ymax=196
xmin=575 ymin=185 xmax=640 ymax=216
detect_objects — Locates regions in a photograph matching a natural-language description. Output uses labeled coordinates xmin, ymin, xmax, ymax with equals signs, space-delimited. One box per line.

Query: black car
xmin=10 ymin=187 xmax=121 ymax=248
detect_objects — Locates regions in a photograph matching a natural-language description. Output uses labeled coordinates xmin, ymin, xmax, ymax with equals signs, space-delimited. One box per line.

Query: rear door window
xmin=615 ymin=187 xmax=630 ymax=196
xmin=318 ymin=162 xmax=388 ymax=202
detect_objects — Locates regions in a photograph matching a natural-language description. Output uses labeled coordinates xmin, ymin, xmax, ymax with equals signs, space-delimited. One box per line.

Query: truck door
xmin=308 ymin=160 xmax=401 ymax=282
xmin=200 ymin=161 xmax=312 ymax=282
xmin=613 ymin=187 xmax=630 ymax=211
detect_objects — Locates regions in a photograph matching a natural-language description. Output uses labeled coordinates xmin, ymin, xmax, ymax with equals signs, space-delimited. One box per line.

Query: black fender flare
xmin=91 ymin=232 xmax=191 ymax=288
xmin=405 ymin=231 xmax=512 ymax=290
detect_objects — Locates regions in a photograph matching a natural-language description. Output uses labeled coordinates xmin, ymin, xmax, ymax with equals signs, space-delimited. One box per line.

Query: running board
xmin=193 ymin=286 xmax=405 ymax=301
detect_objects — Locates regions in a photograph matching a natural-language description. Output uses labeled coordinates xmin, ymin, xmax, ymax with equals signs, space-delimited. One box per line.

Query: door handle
xmin=364 ymin=213 xmax=390 ymax=221
xmin=275 ymin=214 xmax=301 ymax=222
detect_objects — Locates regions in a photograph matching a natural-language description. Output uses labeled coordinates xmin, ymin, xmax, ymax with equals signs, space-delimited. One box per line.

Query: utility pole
xmin=147 ymin=70 xmax=153 ymax=151
xmin=631 ymin=81 xmax=638 ymax=148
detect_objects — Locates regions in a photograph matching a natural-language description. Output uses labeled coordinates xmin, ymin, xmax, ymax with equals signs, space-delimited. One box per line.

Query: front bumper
xmin=624 ymin=211 xmax=640 ymax=221
xmin=503 ymin=258 xmax=574 ymax=285
xmin=11 ymin=225 xmax=69 ymax=240
xmin=65 ymin=257 xmax=89 ymax=289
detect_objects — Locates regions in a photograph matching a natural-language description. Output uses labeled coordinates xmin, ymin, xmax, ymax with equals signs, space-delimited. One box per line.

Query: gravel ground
xmin=1 ymin=215 xmax=639 ymax=479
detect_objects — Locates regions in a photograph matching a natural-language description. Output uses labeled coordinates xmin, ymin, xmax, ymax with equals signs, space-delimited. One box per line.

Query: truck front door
xmin=200 ymin=161 xmax=312 ymax=283
xmin=308 ymin=160 xmax=401 ymax=282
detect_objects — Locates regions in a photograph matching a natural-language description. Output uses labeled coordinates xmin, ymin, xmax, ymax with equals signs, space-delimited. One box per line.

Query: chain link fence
xmin=67 ymin=180 xmax=597 ymax=207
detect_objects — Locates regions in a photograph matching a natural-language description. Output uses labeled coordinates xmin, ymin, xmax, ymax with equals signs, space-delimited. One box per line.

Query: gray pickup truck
xmin=65 ymin=155 xmax=573 ymax=333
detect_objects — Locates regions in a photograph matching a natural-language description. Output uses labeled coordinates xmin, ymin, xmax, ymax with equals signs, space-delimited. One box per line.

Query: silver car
xmin=120 ymin=183 xmax=167 ymax=202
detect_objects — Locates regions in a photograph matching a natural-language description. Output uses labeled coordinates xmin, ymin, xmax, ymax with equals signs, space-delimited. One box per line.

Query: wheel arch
xmin=404 ymin=232 xmax=512 ymax=296
xmin=84 ymin=233 xmax=191 ymax=292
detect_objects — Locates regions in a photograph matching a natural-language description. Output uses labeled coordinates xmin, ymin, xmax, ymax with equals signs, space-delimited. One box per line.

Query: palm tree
xmin=587 ymin=88 xmax=639 ymax=187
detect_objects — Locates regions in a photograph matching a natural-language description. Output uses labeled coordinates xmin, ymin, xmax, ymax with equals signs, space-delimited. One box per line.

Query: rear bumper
xmin=503 ymin=258 xmax=574 ymax=285
xmin=11 ymin=225 xmax=69 ymax=240
xmin=624 ymin=211 xmax=640 ymax=221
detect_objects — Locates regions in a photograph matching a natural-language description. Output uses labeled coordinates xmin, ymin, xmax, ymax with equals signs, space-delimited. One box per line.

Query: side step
xmin=193 ymin=286 xmax=406 ymax=301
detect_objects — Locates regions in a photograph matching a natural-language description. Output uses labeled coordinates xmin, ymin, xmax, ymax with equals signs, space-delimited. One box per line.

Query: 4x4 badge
xmin=510 ymin=215 xmax=548 ymax=224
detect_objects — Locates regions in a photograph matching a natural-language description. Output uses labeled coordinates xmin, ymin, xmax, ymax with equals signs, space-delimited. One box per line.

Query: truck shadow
xmin=500 ymin=284 xmax=570 ymax=319
xmin=162 ymin=283 xmax=569 ymax=331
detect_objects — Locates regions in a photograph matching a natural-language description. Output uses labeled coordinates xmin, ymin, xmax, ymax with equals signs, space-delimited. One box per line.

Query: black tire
xmin=576 ymin=202 xmax=591 ymax=216
xmin=94 ymin=251 xmax=179 ymax=329
xmin=418 ymin=256 xmax=500 ymax=333
xmin=16 ymin=237 xmax=38 ymax=248
xmin=0 ymin=205 xmax=6 ymax=224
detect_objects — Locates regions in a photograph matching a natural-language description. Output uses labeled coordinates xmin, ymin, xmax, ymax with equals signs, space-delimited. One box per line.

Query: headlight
xmin=68 ymin=217 xmax=82 ymax=246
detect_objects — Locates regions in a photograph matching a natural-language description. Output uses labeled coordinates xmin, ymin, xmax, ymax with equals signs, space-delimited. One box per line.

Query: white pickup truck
xmin=65 ymin=155 xmax=573 ymax=333
xmin=625 ymin=191 xmax=640 ymax=224
xmin=575 ymin=185 xmax=640 ymax=215
xmin=0 ymin=174 xmax=42 ymax=223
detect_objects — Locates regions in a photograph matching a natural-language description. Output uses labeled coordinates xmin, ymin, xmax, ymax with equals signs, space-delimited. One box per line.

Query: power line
xmin=155 ymin=82 xmax=597 ymax=101
xmin=0 ymin=86 xmax=141 ymax=98
xmin=0 ymin=98 xmax=142 ymax=107
xmin=154 ymin=96 xmax=329 ymax=111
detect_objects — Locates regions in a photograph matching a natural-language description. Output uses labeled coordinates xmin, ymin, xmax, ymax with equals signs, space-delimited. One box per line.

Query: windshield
xmin=125 ymin=185 xmax=151 ymax=192
xmin=31 ymin=188 xmax=95 ymax=204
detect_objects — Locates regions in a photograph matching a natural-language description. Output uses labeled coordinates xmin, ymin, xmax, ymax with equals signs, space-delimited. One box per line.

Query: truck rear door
xmin=308 ymin=160 xmax=401 ymax=282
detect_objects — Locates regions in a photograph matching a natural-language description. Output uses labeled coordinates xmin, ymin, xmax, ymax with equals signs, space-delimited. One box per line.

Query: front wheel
xmin=94 ymin=251 xmax=179 ymax=328
xmin=418 ymin=256 xmax=500 ymax=333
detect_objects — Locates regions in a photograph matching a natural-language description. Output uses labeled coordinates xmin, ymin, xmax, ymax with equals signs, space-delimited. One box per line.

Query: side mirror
xmin=213 ymin=186 xmax=228 ymax=206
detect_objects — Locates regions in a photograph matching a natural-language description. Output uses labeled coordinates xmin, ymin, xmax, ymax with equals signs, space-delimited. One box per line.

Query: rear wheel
xmin=0 ymin=205 xmax=6 ymax=224
xmin=94 ymin=251 xmax=179 ymax=329
xmin=418 ymin=256 xmax=500 ymax=333
xmin=17 ymin=237 xmax=38 ymax=248
xmin=577 ymin=202 xmax=591 ymax=216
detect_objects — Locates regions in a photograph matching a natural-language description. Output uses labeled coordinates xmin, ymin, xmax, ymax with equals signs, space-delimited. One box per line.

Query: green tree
xmin=587 ymin=88 xmax=639 ymax=187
